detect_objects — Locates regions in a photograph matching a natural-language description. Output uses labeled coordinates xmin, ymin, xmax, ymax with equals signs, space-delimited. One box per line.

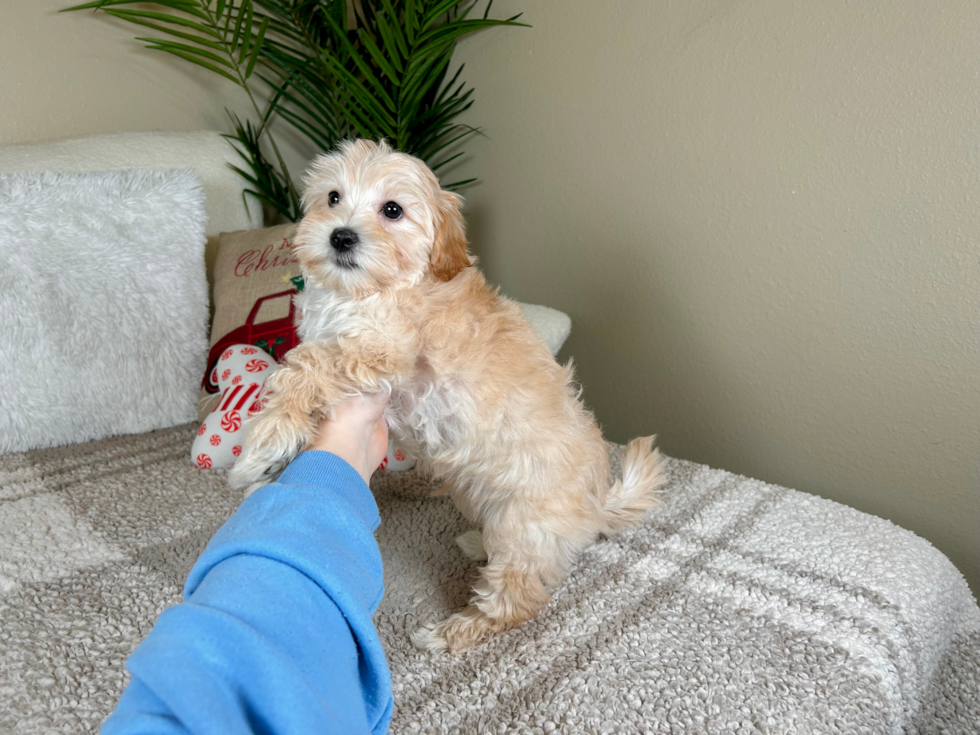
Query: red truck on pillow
xmin=202 ymin=289 xmax=299 ymax=394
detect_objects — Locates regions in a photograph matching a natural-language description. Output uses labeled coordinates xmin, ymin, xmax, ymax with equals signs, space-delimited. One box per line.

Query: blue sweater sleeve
xmin=102 ymin=451 xmax=393 ymax=735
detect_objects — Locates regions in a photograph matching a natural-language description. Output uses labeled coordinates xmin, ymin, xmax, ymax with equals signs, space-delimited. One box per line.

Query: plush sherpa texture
xmin=0 ymin=424 xmax=977 ymax=733
xmin=0 ymin=132 xmax=261 ymax=238
xmin=0 ymin=170 xmax=209 ymax=454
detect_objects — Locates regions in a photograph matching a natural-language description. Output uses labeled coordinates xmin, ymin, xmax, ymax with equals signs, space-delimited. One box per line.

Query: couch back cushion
xmin=0 ymin=131 xmax=262 ymax=238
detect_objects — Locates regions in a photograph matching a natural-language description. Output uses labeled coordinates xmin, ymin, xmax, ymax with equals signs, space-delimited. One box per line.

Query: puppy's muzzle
xmin=330 ymin=228 xmax=359 ymax=252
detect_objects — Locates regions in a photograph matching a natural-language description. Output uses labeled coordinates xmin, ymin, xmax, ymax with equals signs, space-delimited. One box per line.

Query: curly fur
xmin=230 ymin=140 xmax=665 ymax=652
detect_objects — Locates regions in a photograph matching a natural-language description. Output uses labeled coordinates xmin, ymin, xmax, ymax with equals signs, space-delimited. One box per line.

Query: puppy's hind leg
xmin=411 ymin=557 xmax=551 ymax=652
xmin=413 ymin=528 xmax=572 ymax=652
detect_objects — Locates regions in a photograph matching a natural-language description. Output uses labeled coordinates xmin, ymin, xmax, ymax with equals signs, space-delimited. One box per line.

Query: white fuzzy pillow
xmin=0 ymin=132 xmax=261 ymax=238
xmin=0 ymin=169 xmax=209 ymax=454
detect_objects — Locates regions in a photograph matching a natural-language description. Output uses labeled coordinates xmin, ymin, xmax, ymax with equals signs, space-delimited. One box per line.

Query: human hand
xmin=306 ymin=392 xmax=390 ymax=485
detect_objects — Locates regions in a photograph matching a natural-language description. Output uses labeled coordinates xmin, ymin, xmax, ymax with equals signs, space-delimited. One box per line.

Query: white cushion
xmin=0 ymin=131 xmax=262 ymax=238
xmin=0 ymin=169 xmax=209 ymax=454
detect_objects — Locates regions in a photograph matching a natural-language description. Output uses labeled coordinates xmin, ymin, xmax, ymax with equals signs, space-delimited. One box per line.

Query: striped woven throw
xmin=1 ymin=424 xmax=978 ymax=733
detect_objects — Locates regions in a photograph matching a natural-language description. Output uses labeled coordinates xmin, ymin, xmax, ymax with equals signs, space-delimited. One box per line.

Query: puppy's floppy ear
xmin=431 ymin=190 xmax=471 ymax=282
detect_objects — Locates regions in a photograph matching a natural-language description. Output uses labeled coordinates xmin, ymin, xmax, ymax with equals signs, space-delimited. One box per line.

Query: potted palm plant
xmin=65 ymin=0 xmax=526 ymax=222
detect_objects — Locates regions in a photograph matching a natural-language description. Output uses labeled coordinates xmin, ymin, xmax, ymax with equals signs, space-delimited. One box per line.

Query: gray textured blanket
xmin=1 ymin=424 xmax=977 ymax=733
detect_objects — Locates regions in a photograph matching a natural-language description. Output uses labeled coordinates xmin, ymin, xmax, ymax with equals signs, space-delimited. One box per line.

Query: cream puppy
xmin=230 ymin=139 xmax=664 ymax=652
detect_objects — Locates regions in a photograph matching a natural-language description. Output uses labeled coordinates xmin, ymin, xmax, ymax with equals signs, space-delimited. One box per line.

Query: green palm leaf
xmin=100 ymin=8 xmax=219 ymax=34
xmin=102 ymin=12 xmax=223 ymax=48
xmin=146 ymin=44 xmax=241 ymax=84
xmin=64 ymin=0 xmax=207 ymax=17
xmin=137 ymin=37 xmax=234 ymax=67
xmin=65 ymin=0 xmax=529 ymax=221
xmin=244 ymin=17 xmax=269 ymax=78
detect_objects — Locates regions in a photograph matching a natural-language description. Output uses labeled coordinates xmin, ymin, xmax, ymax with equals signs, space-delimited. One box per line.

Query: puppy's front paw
xmin=228 ymin=443 xmax=293 ymax=493
xmin=228 ymin=403 xmax=315 ymax=492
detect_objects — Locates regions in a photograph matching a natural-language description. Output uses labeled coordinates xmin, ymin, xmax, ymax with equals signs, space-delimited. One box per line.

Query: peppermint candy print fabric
xmin=190 ymin=345 xmax=274 ymax=469
xmin=191 ymin=343 xmax=417 ymax=472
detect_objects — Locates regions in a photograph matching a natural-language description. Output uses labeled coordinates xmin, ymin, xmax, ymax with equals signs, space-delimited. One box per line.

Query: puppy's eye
xmin=328 ymin=191 xmax=341 ymax=207
xmin=381 ymin=201 xmax=402 ymax=220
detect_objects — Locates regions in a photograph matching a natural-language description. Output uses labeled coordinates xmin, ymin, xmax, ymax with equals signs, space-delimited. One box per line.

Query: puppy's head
xmin=295 ymin=139 xmax=471 ymax=294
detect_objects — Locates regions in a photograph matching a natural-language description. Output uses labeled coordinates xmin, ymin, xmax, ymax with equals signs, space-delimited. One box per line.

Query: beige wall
xmin=2 ymin=2 xmax=977 ymax=595
xmin=452 ymin=0 xmax=979 ymax=595
xmin=0 ymin=1 xmax=313 ymax=179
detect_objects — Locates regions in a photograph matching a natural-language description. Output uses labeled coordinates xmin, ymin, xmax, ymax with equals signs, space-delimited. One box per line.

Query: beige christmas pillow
xmin=199 ymin=224 xmax=302 ymax=420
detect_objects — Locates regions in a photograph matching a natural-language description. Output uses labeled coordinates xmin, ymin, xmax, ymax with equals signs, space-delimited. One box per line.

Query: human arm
xmin=102 ymin=394 xmax=393 ymax=735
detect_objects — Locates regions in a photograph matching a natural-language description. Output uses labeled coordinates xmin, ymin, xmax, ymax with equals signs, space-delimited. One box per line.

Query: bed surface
xmin=1 ymin=424 xmax=977 ymax=733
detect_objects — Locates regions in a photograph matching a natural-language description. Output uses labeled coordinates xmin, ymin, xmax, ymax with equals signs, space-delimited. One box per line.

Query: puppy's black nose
xmin=330 ymin=228 xmax=359 ymax=252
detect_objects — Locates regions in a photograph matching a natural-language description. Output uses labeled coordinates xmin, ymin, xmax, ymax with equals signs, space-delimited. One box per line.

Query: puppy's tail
xmin=601 ymin=436 xmax=665 ymax=534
